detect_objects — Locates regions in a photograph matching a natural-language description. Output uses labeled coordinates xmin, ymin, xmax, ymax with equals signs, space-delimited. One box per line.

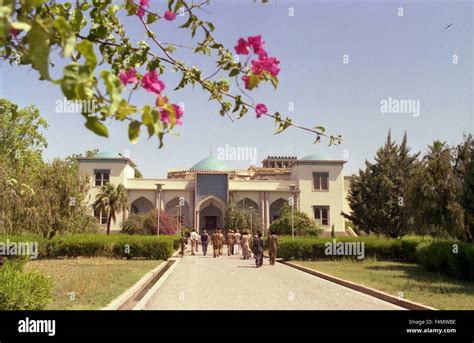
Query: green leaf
xmin=10 ymin=21 xmax=31 ymax=32
xmin=128 ymin=120 xmax=141 ymax=143
xmin=314 ymin=126 xmax=326 ymax=133
xmin=100 ymin=70 xmax=123 ymax=115
xmin=247 ymin=74 xmax=259 ymax=90
xmin=28 ymin=19 xmax=51 ymax=80
xmin=76 ymin=39 xmax=97 ymax=70
xmin=85 ymin=117 xmax=108 ymax=137
xmin=54 ymin=17 xmax=76 ymax=57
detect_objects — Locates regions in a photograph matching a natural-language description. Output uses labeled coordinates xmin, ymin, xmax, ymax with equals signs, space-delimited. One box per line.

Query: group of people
xmin=179 ymin=228 xmax=279 ymax=267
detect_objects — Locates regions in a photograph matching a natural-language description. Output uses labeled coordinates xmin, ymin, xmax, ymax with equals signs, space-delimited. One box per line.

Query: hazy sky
xmin=1 ymin=0 xmax=472 ymax=177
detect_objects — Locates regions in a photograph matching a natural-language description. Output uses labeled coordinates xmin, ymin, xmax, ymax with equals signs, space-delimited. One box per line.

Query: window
xmin=95 ymin=170 xmax=110 ymax=186
xmin=94 ymin=208 xmax=108 ymax=225
xmin=314 ymin=206 xmax=329 ymax=226
xmin=313 ymin=172 xmax=329 ymax=191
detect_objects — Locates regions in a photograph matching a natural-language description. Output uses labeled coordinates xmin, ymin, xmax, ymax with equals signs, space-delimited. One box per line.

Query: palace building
xmin=78 ymin=152 xmax=352 ymax=235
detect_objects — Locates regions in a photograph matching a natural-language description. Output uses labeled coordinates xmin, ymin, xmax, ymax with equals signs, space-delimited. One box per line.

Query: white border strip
xmin=133 ymin=257 xmax=181 ymax=310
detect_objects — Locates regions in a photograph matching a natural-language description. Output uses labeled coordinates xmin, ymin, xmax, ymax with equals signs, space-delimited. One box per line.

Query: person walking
xmin=268 ymin=230 xmax=278 ymax=265
xmin=252 ymin=231 xmax=264 ymax=267
xmin=241 ymin=231 xmax=251 ymax=259
xmin=190 ymin=229 xmax=199 ymax=256
xmin=234 ymin=229 xmax=241 ymax=255
xmin=179 ymin=232 xmax=188 ymax=257
xmin=217 ymin=228 xmax=225 ymax=256
xmin=211 ymin=230 xmax=220 ymax=258
xmin=200 ymin=229 xmax=209 ymax=256
xmin=226 ymin=230 xmax=235 ymax=256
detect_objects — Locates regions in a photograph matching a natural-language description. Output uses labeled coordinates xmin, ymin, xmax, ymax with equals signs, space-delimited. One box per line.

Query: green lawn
xmin=25 ymin=258 xmax=162 ymax=310
xmin=294 ymin=259 xmax=474 ymax=310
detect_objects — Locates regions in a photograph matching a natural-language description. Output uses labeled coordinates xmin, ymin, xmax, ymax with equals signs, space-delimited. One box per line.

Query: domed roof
xmin=190 ymin=156 xmax=229 ymax=171
xmin=96 ymin=151 xmax=121 ymax=158
xmin=300 ymin=153 xmax=328 ymax=161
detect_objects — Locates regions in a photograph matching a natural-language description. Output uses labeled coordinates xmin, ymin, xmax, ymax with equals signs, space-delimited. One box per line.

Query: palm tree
xmin=94 ymin=183 xmax=128 ymax=235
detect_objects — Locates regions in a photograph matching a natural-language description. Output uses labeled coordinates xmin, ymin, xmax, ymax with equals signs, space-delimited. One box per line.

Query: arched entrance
xmin=131 ymin=197 xmax=154 ymax=214
xmin=197 ymin=196 xmax=226 ymax=234
xmin=270 ymin=198 xmax=287 ymax=222
xmin=165 ymin=197 xmax=191 ymax=227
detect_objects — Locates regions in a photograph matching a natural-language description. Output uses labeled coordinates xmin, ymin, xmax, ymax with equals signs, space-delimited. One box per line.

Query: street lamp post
xmin=289 ymin=184 xmax=296 ymax=240
xmin=155 ymin=184 xmax=163 ymax=238
xmin=178 ymin=197 xmax=184 ymax=235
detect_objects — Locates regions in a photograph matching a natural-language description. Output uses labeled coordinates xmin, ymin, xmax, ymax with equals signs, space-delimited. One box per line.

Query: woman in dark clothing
xmin=252 ymin=231 xmax=264 ymax=267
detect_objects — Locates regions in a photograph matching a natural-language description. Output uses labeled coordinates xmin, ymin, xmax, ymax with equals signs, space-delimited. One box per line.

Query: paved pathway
xmin=143 ymin=247 xmax=404 ymax=310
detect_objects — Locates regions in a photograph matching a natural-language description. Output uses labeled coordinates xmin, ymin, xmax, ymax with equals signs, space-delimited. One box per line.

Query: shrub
xmin=122 ymin=210 xmax=178 ymax=235
xmin=416 ymin=241 xmax=474 ymax=281
xmin=0 ymin=258 xmax=53 ymax=310
xmin=0 ymin=234 xmax=178 ymax=260
xmin=270 ymin=204 xmax=322 ymax=236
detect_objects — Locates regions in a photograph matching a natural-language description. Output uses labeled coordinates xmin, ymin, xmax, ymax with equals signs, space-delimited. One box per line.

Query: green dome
xmin=96 ymin=151 xmax=121 ymax=158
xmin=301 ymin=153 xmax=328 ymax=161
xmin=190 ymin=156 xmax=229 ymax=171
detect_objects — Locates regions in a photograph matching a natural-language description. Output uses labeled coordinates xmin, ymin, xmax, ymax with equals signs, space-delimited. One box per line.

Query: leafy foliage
xmin=269 ymin=203 xmax=322 ymax=236
xmin=0 ymin=0 xmax=341 ymax=147
xmin=94 ymin=183 xmax=128 ymax=235
xmin=121 ymin=210 xmax=179 ymax=235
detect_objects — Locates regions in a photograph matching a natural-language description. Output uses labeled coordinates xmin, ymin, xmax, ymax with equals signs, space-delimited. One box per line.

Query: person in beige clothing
xmin=240 ymin=231 xmax=251 ymax=259
xmin=268 ymin=230 xmax=278 ymax=265
xmin=217 ymin=228 xmax=225 ymax=256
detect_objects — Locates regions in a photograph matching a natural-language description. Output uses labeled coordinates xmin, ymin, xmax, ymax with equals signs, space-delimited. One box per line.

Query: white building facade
xmin=78 ymin=152 xmax=351 ymax=235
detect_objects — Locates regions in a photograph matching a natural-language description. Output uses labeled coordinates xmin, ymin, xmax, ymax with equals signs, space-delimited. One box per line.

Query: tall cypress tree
xmin=461 ymin=158 xmax=474 ymax=241
xmin=346 ymin=131 xmax=417 ymax=237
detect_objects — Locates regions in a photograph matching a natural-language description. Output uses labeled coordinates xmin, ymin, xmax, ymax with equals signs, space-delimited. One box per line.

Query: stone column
xmin=264 ymin=192 xmax=270 ymax=231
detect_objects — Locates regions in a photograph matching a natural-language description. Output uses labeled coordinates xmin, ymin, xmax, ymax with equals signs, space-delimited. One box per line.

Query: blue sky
xmin=1 ymin=0 xmax=472 ymax=177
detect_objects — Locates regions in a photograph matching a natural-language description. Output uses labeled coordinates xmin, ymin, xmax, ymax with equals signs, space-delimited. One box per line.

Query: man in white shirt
xmin=190 ymin=229 xmax=200 ymax=255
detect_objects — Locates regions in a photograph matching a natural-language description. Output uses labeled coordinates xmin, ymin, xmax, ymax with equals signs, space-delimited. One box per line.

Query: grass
xmin=294 ymin=259 xmax=474 ymax=310
xmin=25 ymin=258 xmax=162 ymax=310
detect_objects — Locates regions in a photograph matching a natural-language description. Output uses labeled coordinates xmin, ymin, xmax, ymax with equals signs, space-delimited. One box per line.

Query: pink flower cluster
xmin=119 ymin=67 xmax=183 ymax=125
xmin=136 ymin=0 xmax=176 ymax=21
xmin=235 ymin=35 xmax=280 ymax=118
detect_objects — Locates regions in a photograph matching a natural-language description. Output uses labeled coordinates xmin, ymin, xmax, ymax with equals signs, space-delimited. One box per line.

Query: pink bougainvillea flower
xmin=160 ymin=109 xmax=171 ymax=124
xmin=119 ymin=67 xmax=138 ymax=85
xmin=241 ymin=75 xmax=251 ymax=89
xmin=234 ymin=38 xmax=250 ymax=55
xmin=172 ymin=104 xmax=184 ymax=125
xmin=137 ymin=0 xmax=149 ymax=18
xmin=255 ymin=103 xmax=268 ymax=118
xmin=247 ymin=35 xmax=265 ymax=54
xmin=164 ymin=10 xmax=176 ymax=21
xmin=9 ymin=28 xmax=21 ymax=38
xmin=142 ymin=70 xmax=165 ymax=94
xmin=251 ymin=56 xmax=280 ymax=77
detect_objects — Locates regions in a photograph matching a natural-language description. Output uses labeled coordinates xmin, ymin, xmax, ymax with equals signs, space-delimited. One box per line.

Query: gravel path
xmin=143 ymin=247 xmax=404 ymax=310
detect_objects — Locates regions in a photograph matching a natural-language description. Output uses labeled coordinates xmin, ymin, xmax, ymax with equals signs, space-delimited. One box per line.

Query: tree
xmin=224 ymin=202 xmax=261 ymax=233
xmin=409 ymin=141 xmax=458 ymax=237
xmin=345 ymin=131 xmax=418 ymax=238
xmin=460 ymin=159 xmax=474 ymax=241
xmin=269 ymin=203 xmax=321 ymax=236
xmin=94 ymin=183 xmax=128 ymax=235
xmin=0 ymin=1 xmax=341 ymax=147
xmin=454 ymin=134 xmax=474 ymax=241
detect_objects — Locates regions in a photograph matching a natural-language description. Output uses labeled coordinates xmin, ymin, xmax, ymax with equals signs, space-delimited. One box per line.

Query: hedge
xmin=277 ymin=235 xmax=474 ymax=281
xmin=277 ymin=235 xmax=430 ymax=262
xmin=416 ymin=241 xmax=474 ymax=281
xmin=0 ymin=258 xmax=53 ymax=310
xmin=0 ymin=234 xmax=180 ymax=260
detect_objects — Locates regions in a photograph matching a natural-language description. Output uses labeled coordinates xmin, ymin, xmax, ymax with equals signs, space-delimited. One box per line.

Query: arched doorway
xmin=131 ymin=197 xmax=154 ymax=214
xmin=197 ymin=196 xmax=226 ymax=234
xmin=269 ymin=198 xmax=287 ymax=222
xmin=165 ymin=197 xmax=191 ymax=227
xmin=236 ymin=197 xmax=259 ymax=212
